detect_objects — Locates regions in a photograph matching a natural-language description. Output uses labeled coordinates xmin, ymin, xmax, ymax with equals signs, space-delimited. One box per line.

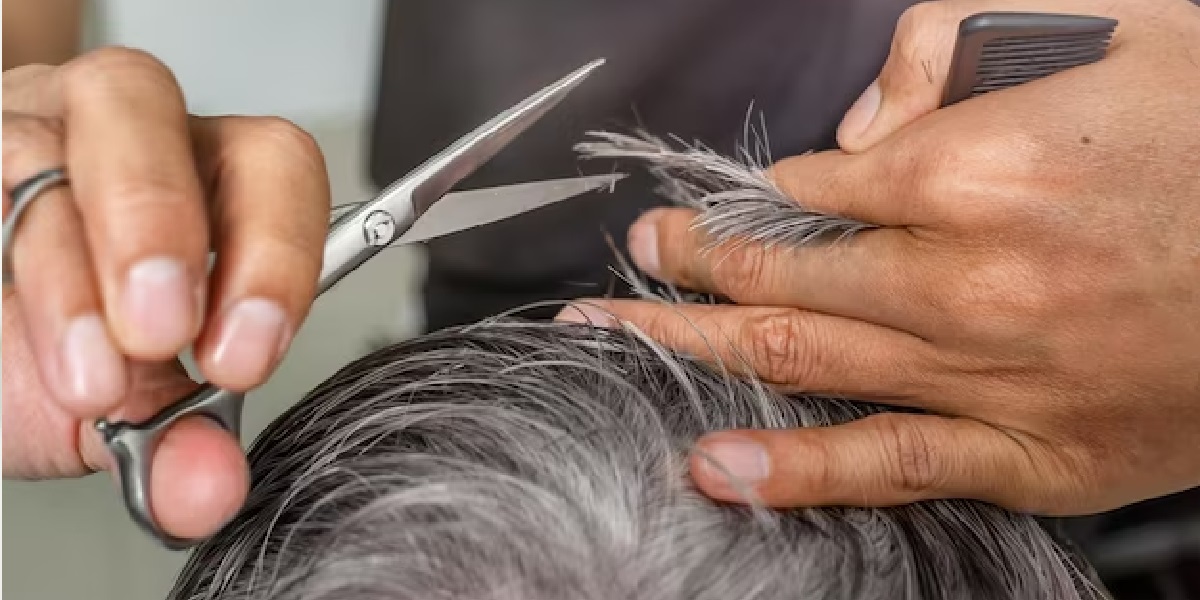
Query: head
xmin=170 ymin=128 xmax=1103 ymax=600
xmin=169 ymin=320 xmax=1100 ymax=600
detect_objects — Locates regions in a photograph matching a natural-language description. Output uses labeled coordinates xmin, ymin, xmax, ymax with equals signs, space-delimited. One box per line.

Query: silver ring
xmin=2 ymin=167 xmax=69 ymax=286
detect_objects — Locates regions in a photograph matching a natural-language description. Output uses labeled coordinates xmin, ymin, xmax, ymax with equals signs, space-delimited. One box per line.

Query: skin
xmin=558 ymin=0 xmax=1200 ymax=516
xmin=2 ymin=52 xmax=330 ymax=539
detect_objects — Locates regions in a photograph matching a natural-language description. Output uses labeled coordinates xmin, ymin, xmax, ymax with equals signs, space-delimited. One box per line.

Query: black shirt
xmin=369 ymin=0 xmax=914 ymax=291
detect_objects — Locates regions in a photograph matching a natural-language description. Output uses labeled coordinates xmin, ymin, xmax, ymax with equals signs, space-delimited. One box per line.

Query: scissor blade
xmin=398 ymin=58 xmax=606 ymax=216
xmin=317 ymin=59 xmax=603 ymax=293
xmin=393 ymin=173 xmax=625 ymax=245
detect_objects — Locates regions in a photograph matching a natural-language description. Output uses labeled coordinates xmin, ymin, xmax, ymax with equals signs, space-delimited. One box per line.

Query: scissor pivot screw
xmin=362 ymin=210 xmax=397 ymax=246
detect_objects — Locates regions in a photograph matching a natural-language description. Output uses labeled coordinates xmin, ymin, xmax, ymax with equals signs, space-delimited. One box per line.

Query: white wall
xmin=95 ymin=0 xmax=386 ymax=121
xmin=4 ymin=3 xmax=425 ymax=599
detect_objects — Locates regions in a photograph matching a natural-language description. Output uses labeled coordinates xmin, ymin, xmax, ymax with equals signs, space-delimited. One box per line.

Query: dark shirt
xmin=369 ymin=0 xmax=913 ymax=291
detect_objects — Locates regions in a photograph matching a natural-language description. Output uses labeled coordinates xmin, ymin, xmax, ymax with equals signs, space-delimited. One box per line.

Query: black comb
xmin=941 ymin=12 xmax=1117 ymax=107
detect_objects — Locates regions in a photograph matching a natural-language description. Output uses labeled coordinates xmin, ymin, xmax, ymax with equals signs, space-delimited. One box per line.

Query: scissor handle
xmin=95 ymin=384 xmax=244 ymax=550
xmin=89 ymin=58 xmax=604 ymax=550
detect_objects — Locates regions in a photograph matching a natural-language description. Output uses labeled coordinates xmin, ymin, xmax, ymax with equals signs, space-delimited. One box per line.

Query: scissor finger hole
xmin=103 ymin=410 xmax=247 ymax=546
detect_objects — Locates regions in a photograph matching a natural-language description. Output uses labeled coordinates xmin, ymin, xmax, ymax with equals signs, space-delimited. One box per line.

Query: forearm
xmin=3 ymin=0 xmax=83 ymax=70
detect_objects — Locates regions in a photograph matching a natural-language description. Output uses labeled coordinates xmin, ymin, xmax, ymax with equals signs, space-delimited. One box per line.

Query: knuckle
xmin=872 ymin=414 xmax=941 ymax=495
xmin=3 ymin=113 xmax=64 ymax=141
xmin=939 ymin=259 xmax=1057 ymax=338
xmin=642 ymin=309 xmax=690 ymax=351
xmin=217 ymin=117 xmax=328 ymax=188
xmin=3 ymin=63 xmax=57 ymax=81
xmin=3 ymin=64 xmax=65 ymax=116
xmin=893 ymin=3 xmax=944 ymax=64
xmin=765 ymin=156 xmax=804 ymax=197
xmin=241 ymin=116 xmax=323 ymax=163
xmin=63 ymin=46 xmax=174 ymax=95
xmin=902 ymin=135 xmax=1010 ymax=227
xmin=711 ymin=245 xmax=773 ymax=298
xmin=741 ymin=310 xmax=818 ymax=385
xmin=2 ymin=63 xmax=59 ymax=98
xmin=2 ymin=114 xmax=64 ymax=170
xmin=101 ymin=178 xmax=203 ymax=236
xmin=907 ymin=139 xmax=966 ymax=205
xmin=789 ymin=434 xmax=838 ymax=494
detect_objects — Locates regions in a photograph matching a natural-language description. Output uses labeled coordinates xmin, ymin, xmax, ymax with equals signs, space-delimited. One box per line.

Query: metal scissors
xmin=94 ymin=58 xmax=610 ymax=549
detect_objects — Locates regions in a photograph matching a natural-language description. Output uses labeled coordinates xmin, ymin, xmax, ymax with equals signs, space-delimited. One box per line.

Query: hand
xmin=559 ymin=0 xmax=1200 ymax=515
xmin=2 ymin=48 xmax=330 ymax=539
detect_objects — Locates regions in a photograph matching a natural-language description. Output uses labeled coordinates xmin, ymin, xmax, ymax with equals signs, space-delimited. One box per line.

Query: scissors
xmin=92 ymin=58 xmax=611 ymax=549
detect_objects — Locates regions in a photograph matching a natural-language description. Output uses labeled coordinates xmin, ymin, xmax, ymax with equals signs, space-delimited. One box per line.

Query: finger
xmin=556 ymin=300 xmax=943 ymax=405
xmin=690 ymin=413 xmax=1067 ymax=513
xmin=834 ymin=0 xmax=1136 ymax=153
xmin=626 ymin=207 xmax=931 ymax=332
xmin=4 ymin=112 xmax=128 ymax=416
xmin=189 ymin=116 xmax=330 ymax=391
xmin=764 ymin=149 xmax=932 ymax=228
xmin=1 ymin=64 xmax=64 ymax=116
xmin=836 ymin=1 xmax=964 ymax=152
xmin=148 ymin=416 xmax=249 ymax=539
xmin=75 ymin=363 xmax=249 ymax=540
xmin=60 ymin=47 xmax=208 ymax=360
xmin=3 ymin=292 xmax=99 ymax=478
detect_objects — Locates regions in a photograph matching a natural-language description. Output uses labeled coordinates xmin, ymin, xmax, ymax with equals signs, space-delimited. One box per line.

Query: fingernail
xmin=628 ymin=211 xmax=662 ymax=278
xmin=697 ymin=435 xmax=770 ymax=493
xmin=59 ymin=314 xmax=126 ymax=413
xmin=554 ymin=302 xmax=616 ymax=328
xmin=121 ymin=256 xmax=197 ymax=356
xmin=838 ymin=80 xmax=881 ymax=146
xmin=209 ymin=297 xmax=290 ymax=389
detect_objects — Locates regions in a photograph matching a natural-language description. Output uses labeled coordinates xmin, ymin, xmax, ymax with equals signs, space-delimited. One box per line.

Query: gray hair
xmin=168 ymin=128 xmax=1105 ymax=600
xmin=169 ymin=321 xmax=1100 ymax=600
xmin=574 ymin=126 xmax=872 ymax=249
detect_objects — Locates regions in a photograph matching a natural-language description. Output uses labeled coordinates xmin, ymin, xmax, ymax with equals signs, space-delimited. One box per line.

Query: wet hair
xmin=168 ymin=130 xmax=1104 ymax=600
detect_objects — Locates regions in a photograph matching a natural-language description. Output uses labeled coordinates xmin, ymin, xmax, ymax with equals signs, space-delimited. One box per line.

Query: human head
xmin=168 ymin=319 xmax=1100 ymax=600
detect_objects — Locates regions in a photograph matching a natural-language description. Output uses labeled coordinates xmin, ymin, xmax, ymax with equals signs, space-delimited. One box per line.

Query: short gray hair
xmin=169 ymin=321 xmax=1100 ymax=600
xmin=169 ymin=129 xmax=1104 ymax=600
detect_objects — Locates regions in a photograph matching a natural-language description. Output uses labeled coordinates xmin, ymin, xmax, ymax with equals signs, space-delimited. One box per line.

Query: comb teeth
xmin=941 ymin=12 xmax=1118 ymax=106
xmin=972 ymin=29 xmax=1114 ymax=96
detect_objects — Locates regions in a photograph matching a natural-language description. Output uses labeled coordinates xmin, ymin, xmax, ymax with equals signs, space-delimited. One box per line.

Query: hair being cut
xmin=168 ymin=129 xmax=1105 ymax=600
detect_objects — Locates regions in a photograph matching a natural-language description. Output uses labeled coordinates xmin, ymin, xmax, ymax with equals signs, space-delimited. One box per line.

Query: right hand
xmin=2 ymin=47 xmax=331 ymax=540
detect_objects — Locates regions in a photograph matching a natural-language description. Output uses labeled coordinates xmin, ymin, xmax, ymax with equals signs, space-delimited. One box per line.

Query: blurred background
xmin=3 ymin=2 xmax=1198 ymax=599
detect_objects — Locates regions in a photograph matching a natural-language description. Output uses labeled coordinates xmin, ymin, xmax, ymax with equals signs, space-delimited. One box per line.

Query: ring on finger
xmin=3 ymin=167 xmax=70 ymax=285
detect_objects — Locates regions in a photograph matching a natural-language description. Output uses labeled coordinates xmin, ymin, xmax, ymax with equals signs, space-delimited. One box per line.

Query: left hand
xmin=558 ymin=0 xmax=1200 ymax=516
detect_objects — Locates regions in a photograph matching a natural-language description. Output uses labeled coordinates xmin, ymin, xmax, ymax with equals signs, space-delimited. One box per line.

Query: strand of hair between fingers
xmin=574 ymin=127 xmax=875 ymax=250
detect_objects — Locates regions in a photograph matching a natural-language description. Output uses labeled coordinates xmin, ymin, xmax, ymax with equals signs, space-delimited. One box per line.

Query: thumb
xmin=836 ymin=2 xmax=968 ymax=153
xmin=689 ymin=412 xmax=1062 ymax=513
